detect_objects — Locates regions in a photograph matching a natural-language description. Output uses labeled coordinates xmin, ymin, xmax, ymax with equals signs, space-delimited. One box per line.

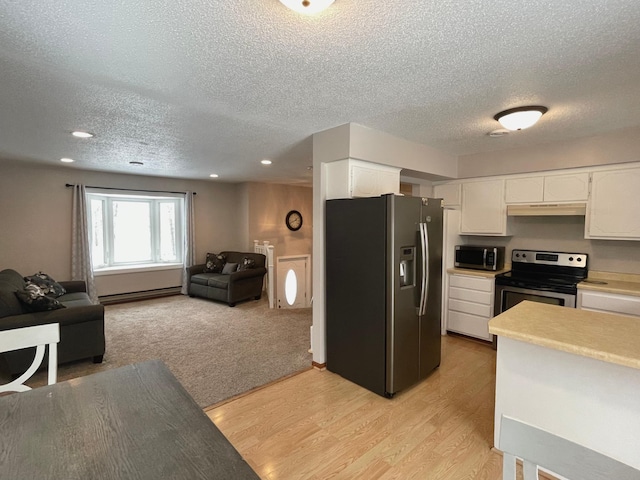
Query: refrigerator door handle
xmin=419 ymin=222 xmax=429 ymax=316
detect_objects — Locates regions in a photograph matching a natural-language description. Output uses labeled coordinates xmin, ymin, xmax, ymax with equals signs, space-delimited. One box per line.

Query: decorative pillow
xmin=204 ymin=253 xmax=226 ymax=273
xmin=15 ymin=284 xmax=66 ymax=312
xmin=24 ymin=272 xmax=66 ymax=298
xmin=221 ymin=262 xmax=238 ymax=274
xmin=237 ymin=257 xmax=256 ymax=271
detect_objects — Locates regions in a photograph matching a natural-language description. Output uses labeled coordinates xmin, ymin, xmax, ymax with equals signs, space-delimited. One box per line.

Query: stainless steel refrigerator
xmin=325 ymin=194 xmax=443 ymax=398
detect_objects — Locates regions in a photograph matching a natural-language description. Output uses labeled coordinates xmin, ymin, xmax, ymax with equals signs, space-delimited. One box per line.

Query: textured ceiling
xmin=1 ymin=0 xmax=640 ymax=184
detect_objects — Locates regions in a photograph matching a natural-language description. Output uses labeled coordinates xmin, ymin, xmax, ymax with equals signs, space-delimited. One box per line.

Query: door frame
xmin=276 ymin=254 xmax=312 ymax=308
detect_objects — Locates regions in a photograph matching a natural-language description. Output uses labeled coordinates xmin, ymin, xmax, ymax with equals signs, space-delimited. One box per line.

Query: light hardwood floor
xmin=206 ymin=334 xmax=518 ymax=479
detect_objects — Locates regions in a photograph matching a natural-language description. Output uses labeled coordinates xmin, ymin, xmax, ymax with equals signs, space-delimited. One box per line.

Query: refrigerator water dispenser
xmin=399 ymin=247 xmax=415 ymax=288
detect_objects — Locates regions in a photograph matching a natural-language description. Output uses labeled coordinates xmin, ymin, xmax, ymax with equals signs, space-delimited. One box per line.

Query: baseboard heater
xmin=99 ymin=286 xmax=182 ymax=305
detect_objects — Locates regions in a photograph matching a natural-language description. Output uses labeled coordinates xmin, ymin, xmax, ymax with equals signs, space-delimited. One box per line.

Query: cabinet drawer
xmin=449 ymin=298 xmax=492 ymax=317
xmin=447 ymin=310 xmax=491 ymax=341
xmin=449 ymin=286 xmax=492 ymax=305
xmin=580 ymin=291 xmax=640 ymax=317
xmin=450 ymin=275 xmax=493 ymax=292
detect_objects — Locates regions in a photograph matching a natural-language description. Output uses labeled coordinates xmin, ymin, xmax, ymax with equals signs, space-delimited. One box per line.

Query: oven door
xmin=494 ymin=284 xmax=576 ymax=317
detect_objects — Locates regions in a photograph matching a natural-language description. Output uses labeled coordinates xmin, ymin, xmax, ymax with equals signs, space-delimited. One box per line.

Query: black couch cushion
xmin=0 ymin=269 xmax=27 ymax=318
xmin=204 ymin=253 xmax=226 ymax=273
xmin=221 ymin=251 xmax=266 ymax=268
xmin=222 ymin=262 xmax=238 ymax=274
xmin=238 ymin=257 xmax=256 ymax=271
xmin=207 ymin=275 xmax=230 ymax=289
xmin=58 ymin=292 xmax=95 ymax=308
xmin=24 ymin=272 xmax=66 ymax=297
xmin=188 ymin=272 xmax=231 ymax=290
xmin=190 ymin=273 xmax=216 ymax=287
xmin=15 ymin=284 xmax=66 ymax=312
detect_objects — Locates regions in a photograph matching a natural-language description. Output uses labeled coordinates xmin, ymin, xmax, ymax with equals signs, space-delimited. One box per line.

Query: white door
xmin=277 ymin=256 xmax=308 ymax=309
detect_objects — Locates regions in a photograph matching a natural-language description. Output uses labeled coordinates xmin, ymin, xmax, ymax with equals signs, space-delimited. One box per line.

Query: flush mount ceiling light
xmin=261 ymin=159 xmax=272 ymax=165
xmin=279 ymin=0 xmax=335 ymax=15
xmin=209 ymin=174 xmax=219 ymax=178
xmin=494 ymin=106 xmax=548 ymax=131
xmin=60 ymin=157 xmax=74 ymax=163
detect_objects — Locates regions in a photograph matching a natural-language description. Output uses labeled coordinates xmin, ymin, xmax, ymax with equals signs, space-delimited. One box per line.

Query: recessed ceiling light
xmin=60 ymin=158 xmax=74 ymax=163
xmin=279 ymin=0 xmax=335 ymax=15
xmin=494 ymin=106 xmax=548 ymax=131
xmin=261 ymin=159 xmax=272 ymax=165
xmin=209 ymin=174 xmax=219 ymax=178
xmin=71 ymin=131 xmax=94 ymax=138
xmin=129 ymin=161 xmax=144 ymax=165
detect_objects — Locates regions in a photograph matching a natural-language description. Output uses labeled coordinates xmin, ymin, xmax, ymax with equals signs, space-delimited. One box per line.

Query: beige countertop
xmin=489 ymin=301 xmax=640 ymax=370
xmin=447 ymin=266 xmax=510 ymax=278
xmin=578 ymin=270 xmax=640 ymax=297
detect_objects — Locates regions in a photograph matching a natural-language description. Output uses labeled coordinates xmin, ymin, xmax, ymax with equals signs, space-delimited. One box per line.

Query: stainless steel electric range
xmin=494 ymin=248 xmax=589 ymax=322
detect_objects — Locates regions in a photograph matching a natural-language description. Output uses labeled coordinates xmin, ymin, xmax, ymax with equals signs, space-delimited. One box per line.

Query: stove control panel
xmin=511 ymin=250 xmax=588 ymax=268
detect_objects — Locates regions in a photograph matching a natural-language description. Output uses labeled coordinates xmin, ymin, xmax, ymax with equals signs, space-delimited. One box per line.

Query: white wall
xmin=458 ymin=125 xmax=640 ymax=178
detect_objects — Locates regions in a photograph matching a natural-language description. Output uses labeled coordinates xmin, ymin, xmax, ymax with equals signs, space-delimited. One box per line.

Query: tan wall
xmin=0 ymin=159 xmax=241 ymax=295
xmin=246 ymin=182 xmax=312 ymax=258
xmin=245 ymin=182 xmax=313 ymax=295
xmin=458 ymin=126 xmax=640 ymax=178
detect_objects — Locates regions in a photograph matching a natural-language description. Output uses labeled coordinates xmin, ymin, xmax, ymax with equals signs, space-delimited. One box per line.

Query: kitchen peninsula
xmin=489 ymin=301 xmax=640 ymax=471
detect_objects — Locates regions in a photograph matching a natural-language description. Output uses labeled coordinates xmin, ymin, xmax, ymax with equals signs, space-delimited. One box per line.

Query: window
xmin=87 ymin=191 xmax=184 ymax=270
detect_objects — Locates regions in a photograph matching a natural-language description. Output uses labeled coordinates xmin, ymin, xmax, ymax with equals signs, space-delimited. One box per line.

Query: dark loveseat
xmin=187 ymin=251 xmax=267 ymax=307
xmin=0 ymin=269 xmax=105 ymax=376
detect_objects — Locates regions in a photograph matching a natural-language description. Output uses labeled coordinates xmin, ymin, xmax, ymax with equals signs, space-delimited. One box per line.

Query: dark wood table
xmin=0 ymin=360 xmax=260 ymax=479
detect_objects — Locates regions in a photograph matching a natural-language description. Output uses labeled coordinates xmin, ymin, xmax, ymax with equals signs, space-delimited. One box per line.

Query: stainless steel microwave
xmin=454 ymin=245 xmax=505 ymax=271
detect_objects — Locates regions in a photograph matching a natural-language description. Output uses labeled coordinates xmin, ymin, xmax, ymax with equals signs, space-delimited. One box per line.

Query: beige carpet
xmin=26 ymin=295 xmax=313 ymax=408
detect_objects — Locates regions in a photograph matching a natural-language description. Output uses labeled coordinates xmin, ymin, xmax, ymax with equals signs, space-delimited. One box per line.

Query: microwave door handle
xmin=482 ymin=249 xmax=487 ymax=269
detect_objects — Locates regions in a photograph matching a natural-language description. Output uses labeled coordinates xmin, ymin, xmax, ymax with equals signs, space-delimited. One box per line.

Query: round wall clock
xmin=285 ymin=210 xmax=303 ymax=231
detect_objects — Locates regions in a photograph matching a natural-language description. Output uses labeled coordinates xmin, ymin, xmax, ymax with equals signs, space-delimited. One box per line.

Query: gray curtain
xmin=181 ymin=192 xmax=196 ymax=295
xmin=71 ymin=185 xmax=98 ymax=303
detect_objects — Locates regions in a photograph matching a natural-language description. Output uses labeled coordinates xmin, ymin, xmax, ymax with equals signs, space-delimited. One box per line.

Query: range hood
xmin=507 ymin=203 xmax=587 ymax=217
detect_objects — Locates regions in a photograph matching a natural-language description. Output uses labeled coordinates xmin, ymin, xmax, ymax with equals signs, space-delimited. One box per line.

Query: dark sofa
xmin=187 ymin=251 xmax=267 ymax=307
xmin=0 ymin=269 xmax=105 ymax=376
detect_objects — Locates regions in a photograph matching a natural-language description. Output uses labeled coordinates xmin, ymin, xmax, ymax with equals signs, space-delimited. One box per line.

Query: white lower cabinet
xmin=446 ymin=274 xmax=495 ymax=341
xmin=577 ymin=290 xmax=640 ymax=317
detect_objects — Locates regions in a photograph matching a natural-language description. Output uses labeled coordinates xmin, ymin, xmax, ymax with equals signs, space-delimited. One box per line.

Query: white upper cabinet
xmin=586 ymin=167 xmax=640 ymax=240
xmin=460 ymin=179 xmax=509 ymax=235
xmin=505 ymin=177 xmax=544 ymax=203
xmin=325 ymin=159 xmax=401 ymax=200
xmin=434 ymin=183 xmax=461 ymax=207
xmin=544 ymin=173 xmax=590 ymax=202
xmin=505 ymin=172 xmax=589 ymax=204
